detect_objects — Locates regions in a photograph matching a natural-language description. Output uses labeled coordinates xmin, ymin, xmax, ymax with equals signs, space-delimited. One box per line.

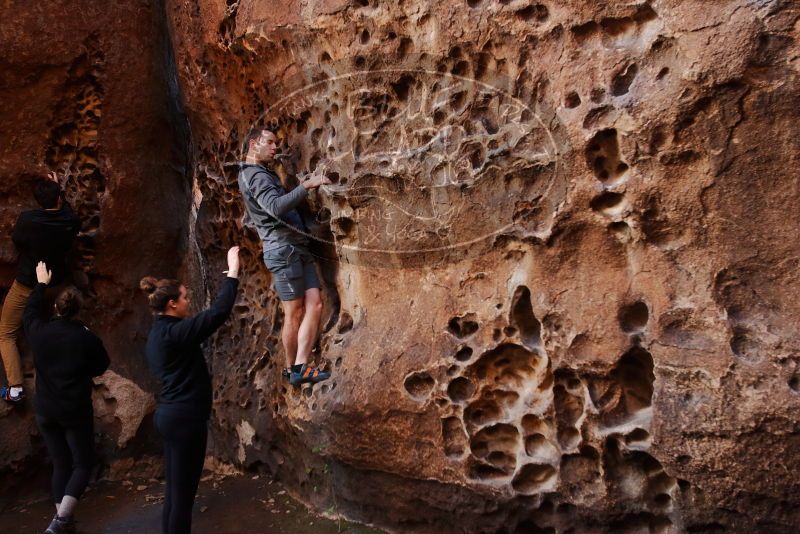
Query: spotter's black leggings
xmin=36 ymin=414 xmax=95 ymax=504
xmin=155 ymin=411 xmax=208 ymax=534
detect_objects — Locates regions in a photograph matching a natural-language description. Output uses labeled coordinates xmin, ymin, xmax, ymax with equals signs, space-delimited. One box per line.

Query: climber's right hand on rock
xmin=302 ymin=164 xmax=332 ymax=190
xmin=46 ymin=171 xmax=64 ymax=186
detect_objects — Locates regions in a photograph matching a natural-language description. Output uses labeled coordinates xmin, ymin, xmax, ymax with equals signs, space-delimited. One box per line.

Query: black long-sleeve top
xmin=12 ymin=203 xmax=81 ymax=288
xmin=24 ymin=283 xmax=110 ymax=424
xmin=144 ymin=277 xmax=239 ymax=421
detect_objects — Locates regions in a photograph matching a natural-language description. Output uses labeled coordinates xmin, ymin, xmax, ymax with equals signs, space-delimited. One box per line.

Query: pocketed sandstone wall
xmin=166 ymin=1 xmax=800 ymax=531
xmin=1 ymin=1 xmax=798 ymax=532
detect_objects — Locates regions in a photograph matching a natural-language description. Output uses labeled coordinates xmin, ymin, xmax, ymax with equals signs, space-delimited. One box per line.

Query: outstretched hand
xmin=46 ymin=171 xmax=61 ymax=185
xmin=226 ymin=246 xmax=240 ymax=278
xmin=36 ymin=261 xmax=52 ymax=285
xmin=302 ymin=162 xmax=332 ymax=190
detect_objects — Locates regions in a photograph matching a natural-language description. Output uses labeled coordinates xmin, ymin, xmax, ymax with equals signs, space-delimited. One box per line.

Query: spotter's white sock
xmin=57 ymin=495 xmax=77 ymax=518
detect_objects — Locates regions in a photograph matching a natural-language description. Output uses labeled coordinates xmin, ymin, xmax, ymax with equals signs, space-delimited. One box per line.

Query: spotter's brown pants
xmin=0 ymin=281 xmax=33 ymax=386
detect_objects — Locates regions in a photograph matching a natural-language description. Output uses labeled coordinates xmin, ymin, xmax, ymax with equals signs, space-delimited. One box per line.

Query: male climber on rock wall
xmin=1 ymin=171 xmax=81 ymax=403
xmin=238 ymin=126 xmax=332 ymax=386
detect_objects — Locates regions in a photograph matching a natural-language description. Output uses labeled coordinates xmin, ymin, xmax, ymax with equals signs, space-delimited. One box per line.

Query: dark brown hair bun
xmin=139 ymin=277 xmax=182 ymax=313
xmin=55 ymin=286 xmax=83 ymax=319
xmin=139 ymin=276 xmax=158 ymax=295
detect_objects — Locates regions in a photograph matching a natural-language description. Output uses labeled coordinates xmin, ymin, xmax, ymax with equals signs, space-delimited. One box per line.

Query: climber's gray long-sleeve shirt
xmin=238 ymin=164 xmax=309 ymax=252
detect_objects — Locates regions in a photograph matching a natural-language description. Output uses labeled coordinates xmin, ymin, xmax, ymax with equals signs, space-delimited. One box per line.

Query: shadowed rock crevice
xmin=611 ymin=63 xmax=638 ymax=96
xmin=618 ymin=301 xmax=649 ymax=334
xmin=510 ymin=286 xmax=542 ymax=350
xmin=585 ymin=129 xmax=629 ymax=184
xmin=404 ymin=371 xmax=435 ymax=400
xmin=448 ymin=313 xmax=480 ymax=339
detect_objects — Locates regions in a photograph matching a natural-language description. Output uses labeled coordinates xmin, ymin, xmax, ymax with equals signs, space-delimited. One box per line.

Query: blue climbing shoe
xmin=289 ymin=364 xmax=330 ymax=386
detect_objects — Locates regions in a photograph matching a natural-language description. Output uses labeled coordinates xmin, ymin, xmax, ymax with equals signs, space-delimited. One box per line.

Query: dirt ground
xmin=0 ymin=474 xmax=383 ymax=534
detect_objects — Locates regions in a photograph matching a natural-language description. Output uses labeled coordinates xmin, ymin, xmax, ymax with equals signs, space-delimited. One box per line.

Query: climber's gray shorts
xmin=263 ymin=244 xmax=320 ymax=301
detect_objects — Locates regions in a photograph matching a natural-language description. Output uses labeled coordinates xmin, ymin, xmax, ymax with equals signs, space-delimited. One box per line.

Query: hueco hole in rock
xmin=0 ymin=1 xmax=799 ymax=533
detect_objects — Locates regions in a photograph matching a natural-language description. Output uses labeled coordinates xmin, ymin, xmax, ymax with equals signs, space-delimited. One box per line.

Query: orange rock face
xmin=166 ymin=1 xmax=800 ymax=531
xmin=2 ymin=0 xmax=800 ymax=532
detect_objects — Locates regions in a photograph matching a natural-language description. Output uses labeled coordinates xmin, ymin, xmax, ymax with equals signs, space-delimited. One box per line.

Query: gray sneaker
xmin=44 ymin=515 xmax=76 ymax=534
xmin=0 ymin=386 xmax=24 ymax=403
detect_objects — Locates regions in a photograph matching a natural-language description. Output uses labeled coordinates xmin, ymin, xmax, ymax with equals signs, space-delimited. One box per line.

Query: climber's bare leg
xmin=295 ymin=288 xmax=322 ymax=366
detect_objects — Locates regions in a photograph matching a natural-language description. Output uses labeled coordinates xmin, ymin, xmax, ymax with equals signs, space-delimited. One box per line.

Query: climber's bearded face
xmin=250 ymin=130 xmax=278 ymax=162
